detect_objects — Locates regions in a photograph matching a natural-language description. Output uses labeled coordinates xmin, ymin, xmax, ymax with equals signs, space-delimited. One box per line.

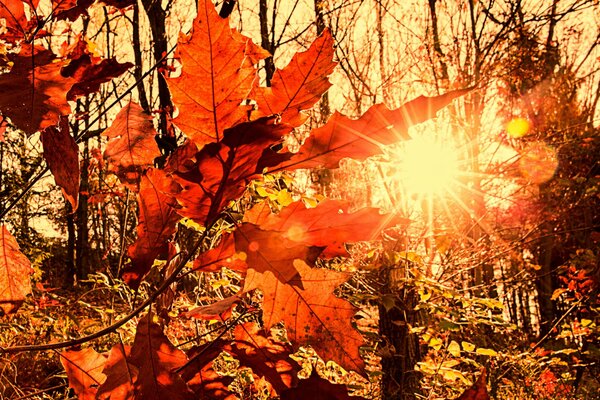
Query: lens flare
xmin=519 ymin=142 xmax=558 ymax=184
xmin=506 ymin=117 xmax=531 ymax=138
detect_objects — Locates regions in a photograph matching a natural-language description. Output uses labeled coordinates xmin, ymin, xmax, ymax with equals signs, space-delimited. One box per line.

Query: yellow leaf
xmin=581 ymin=319 xmax=593 ymax=327
xmin=551 ymin=288 xmax=568 ymax=300
xmin=462 ymin=341 xmax=475 ymax=352
xmin=476 ymin=348 xmax=498 ymax=357
xmin=277 ymin=189 xmax=293 ymax=206
xmin=448 ymin=340 xmax=461 ymax=357
xmin=429 ymin=337 xmax=443 ymax=351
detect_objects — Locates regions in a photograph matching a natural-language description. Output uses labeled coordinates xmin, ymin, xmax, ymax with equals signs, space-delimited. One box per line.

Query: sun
xmin=396 ymin=136 xmax=460 ymax=196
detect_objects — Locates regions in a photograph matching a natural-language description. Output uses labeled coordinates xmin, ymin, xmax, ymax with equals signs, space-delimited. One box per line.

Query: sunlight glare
xmin=397 ymin=137 xmax=460 ymax=196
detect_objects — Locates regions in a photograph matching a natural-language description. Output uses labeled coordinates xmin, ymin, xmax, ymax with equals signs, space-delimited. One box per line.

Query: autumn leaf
xmin=167 ymin=0 xmax=269 ymax=146
xmin=41 ymin=118 xmax=80 ymax=210
xmin=0 ymin=0 xmax=38 ymax=38
xmin=245 ymin=200 xmax=408 ymax=257
xmin=252 ymin=29 xmax=336 ymax=126
xmin=103 ymin=101 xmax=161 ymax=190
xmin=182 ymin=341 xmax=235 ymax=399
xmin=61 ymin=37 xmax=133 ymax=100
xmin=192 ymin=233 xmax=246 ymax=273
xmin=267 ymin=89 xmax=471 ymax=171
xmin=96 ymin=344 xmax=135 ymax=400
xmin=124 ymin=168 xmax=181 ymax=288
xmin=281 ymin=372 xmax=360 ymax=400
xmin=0 ymin=45 xmax=75 ymax=135
xmin=457 ymin=368 xmax=490 ymax=400
xmin=61 ymin=348 xmax=108 ymax=400
xmin=243 ymin=259 xmax=364 ymax=373
xmin=169 ymin=117 xmax=293 ymax=225
xmin=0 ymin=224 xmax=33 ymax=314
xmin=235 ymin=223 xmax=324 ymax=284
xmin=52 ymin=0 xmax=93 ymax=22
xmin=128 ymin=315 xmax=194 ymax=399
xmin=184 ymin=295 xmax=239 ymax=320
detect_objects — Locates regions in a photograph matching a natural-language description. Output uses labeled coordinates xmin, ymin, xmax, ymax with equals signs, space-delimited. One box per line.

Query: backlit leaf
xmin=61 ymin=348 xmax=108 ymax=400
xmin=0 ymin=224 xmax=33 ymax=314
xmin=457 ymin=368 xmax=490 ymax=400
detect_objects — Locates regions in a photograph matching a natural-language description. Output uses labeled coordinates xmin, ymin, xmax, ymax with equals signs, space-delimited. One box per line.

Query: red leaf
xmin=0 ymin=0 xmax=38 ymax=38
xmin=0 ymin=224 xmax=33 ymax=314
xmin=235 ymin=223 xmax=323 ymax=284
xmin=457 ymin=368 xmax=490 ymax=400
xmin=192 ymin=233 xmax=246 ymax=273
xmin=243 ymin=259 xmax=364 ymax=373
xmin=269 ymin=89 xmax=471 ymax=171
xmin=182 ymin=341 xmax=234 ymax=399
xmin=61 ymin=348 xmax=108 ymax=400
xmin=281 ymin=372 xmax=360 ymax=400
xmin=170 ymin=117 xmax=292 ymax=225
xmin=124 ymin=168 xmax=181 ymax=288
xmin=245 ymin=200 xmax=408 ymax=257
xmin=41 ymin=118 xmax=80 ymax=210
xmin=127 ymin=315 xmax=194 ymax=399
xmin=96 ymin=344 xmax=135 ymax=400
xmin=52 ymin=0 xmax=93 ymax=22
xmin=252 ymin=29 xmax=336 ymax=126
xmin=167 ymin=0 xmax=269 ymax=146
xmin=103 ymin=101 xmax=160 ymax=190
xmin=0 ymin=46 xmax=75 ymax=135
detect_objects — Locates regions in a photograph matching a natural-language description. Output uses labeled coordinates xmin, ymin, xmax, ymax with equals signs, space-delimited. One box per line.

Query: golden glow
xmin=397 ymin=137 xmax=460 ymax=196
xmin=506 ymin=117 xmax=530 ymax=138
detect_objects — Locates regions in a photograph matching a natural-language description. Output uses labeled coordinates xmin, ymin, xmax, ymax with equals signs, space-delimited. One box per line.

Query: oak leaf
xmin=61 ymin=347 xmax=108 ymax=400
xmin=41 ymin=118 xmax=80 ymax=210
xmin=0 ymin=0 xmax=38 ymax=38
xmin=124 ymin=168 xmax=181 ymax=288
xmin=192 ymin=233 xmax=246 ymax=273
xmin=167 ymin=0 xmax=268 ymax=146
xmin=243 ymin=259 xmax=364 ymax=373
xmin=0 ymin=224 xmax=33 ymax=314
xmin=245 ymin=200 xmax=408 ymax=257
xmin=268 ymin=89 xmax=472 ymax=171
xmin=103 ymin=101 xmax=160 ymax=190
xmin=252 ymin=29 xmax=336 ymax=126
xmin=235 ymin=223 xmax=323 ymax=284
xmin=96 ymin=344 xmax=135 ymax=400
xmin=0 ymin=46 xmax=75 ymax=135
xmin=129 ymin=314 xmax=193 ymax=399
xmin=169 ymin=117 xmax=292 ymax=225
xmin=184 ymin=295 xmax=239 ymax=320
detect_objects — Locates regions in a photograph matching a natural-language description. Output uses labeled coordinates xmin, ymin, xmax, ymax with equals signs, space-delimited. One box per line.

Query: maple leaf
xmin=41 ymin=118 xmax=80 ymax=210
xmin=96 ymin=344 xmax=135 ymax=400
xmin=127 ymin=315 xmax=194 ymax=399
xmin=252 ymin=29 xmax=336 ymax=127
xmin=0 ymin=224 xmax=33 ymax=314
xmin=457 ymin=368 xmax=490 ymax=400
xmin=169 ymin=117 xmax=293 ymax=225
xmin=245 ymin=200 xmax=408 ymax=257
xmin=0 ymin=45 xmax=75 ymax=135
xmin=235 ymin=223 xmax=323 ymax=284
xmin=167 ymin=0 xmax=269 ymax=146
xmin=61 ymin=347 xmax=108 ymax=400
xmin=103 ymin=101 xmax=161 ymax=190
xmin=124 ymin=168 xmax=181 ymax=288
xmin=280 ymin=372 xmax=360 ymax=400
xmin=267 ymin=88 xmax=472 ymax=171
xmin=243 ymin=259 xmax=364 ymax=373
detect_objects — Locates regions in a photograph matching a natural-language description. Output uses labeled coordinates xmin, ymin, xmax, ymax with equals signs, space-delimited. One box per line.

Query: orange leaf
xmin=124 ymin=168 xmax=181 ymax=288
xmin=0 ymin=224 xmax=33 ymax=314
xmin=96 ymin=344 xmax=135 ymax=400
xmin=252 ymin=29 xmax=336 ymax=126
xmin=103 ymin=101 xmax=161 ymax=190
xmin=167 ymin=0 xmax=269 ymax=146
xmin=61 ymin=348 xmax=108 ymax=400
xmin=184 ymin=295 xmax=239 ymax=320
xmin=245 ymin=200 xmax=408 ymax=257
xmin=235 ymin=223 xmax=324 ymax=284
xmin=0 ymin=46 xmax=74 ymax=135
xmin=269 ymin=89 xmax=471 ymax=171
xmin=192 ymin=233 xmax=246 ymax=273
xmin=41 ymin=118 xmax=80 ymax=210
xmin=243 ymin=259 xmax=364 ymax=373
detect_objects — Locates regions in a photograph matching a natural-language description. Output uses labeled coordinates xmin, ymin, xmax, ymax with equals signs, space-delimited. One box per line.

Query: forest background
xmin=0 ymin=0 xmax=598 ymax=399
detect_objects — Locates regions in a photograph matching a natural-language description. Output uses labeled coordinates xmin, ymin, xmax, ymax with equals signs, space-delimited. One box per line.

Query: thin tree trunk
xmin=259 ymin=0 xmax=276 ymax=86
